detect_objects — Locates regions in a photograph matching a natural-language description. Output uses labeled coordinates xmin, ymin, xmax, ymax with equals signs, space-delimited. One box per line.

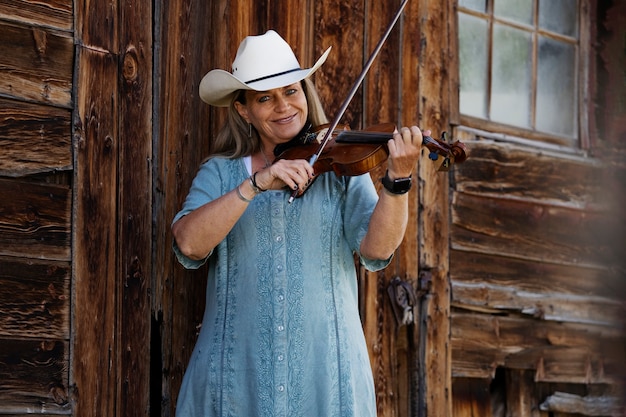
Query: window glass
xmin=457 ymin=0 xmax=581 ymax=143
xmin=459 ymin=13 xmax=489 ymax=119
xmin=494 ymin=0 xmax=533 ymax=25
xmin=536 ymin=36 xmax=577 ymax=136
xmin=459 ymin=0 xmax=487 ymax=13
xmin=539 ymin=0 xmax=578 ymax=37
xmin=491 ymin=24 xmax=532 ymax=128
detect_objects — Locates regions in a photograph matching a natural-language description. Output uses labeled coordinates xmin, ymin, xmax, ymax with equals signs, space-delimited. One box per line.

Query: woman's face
xmin=235 ymin=82 xmax=309 ymax=148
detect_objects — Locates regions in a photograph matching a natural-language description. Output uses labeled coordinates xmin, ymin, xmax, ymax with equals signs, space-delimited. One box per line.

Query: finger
xmin=409 ymin=126 xmax=424 ymax=147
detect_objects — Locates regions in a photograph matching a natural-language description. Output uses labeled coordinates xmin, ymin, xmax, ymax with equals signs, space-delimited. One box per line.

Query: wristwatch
xmin=381 ymin=171 xmax=412 ymax=194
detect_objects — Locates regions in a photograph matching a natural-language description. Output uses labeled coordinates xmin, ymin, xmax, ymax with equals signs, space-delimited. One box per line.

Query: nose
xmin=274 ymin=95 xmax=290 ymax=112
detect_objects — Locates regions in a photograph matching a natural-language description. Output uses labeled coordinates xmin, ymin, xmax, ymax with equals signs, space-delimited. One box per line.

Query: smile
xmin=274 ymin=113 xmax=298 ymax=124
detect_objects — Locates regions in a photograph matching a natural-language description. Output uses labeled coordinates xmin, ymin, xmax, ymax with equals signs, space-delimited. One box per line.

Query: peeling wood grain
xmin=450 ymin=250 xmax=623 ymax=300
xmin=0 ymin=255 xmax=70 ymax=339
xmin=0 ymin=339 xmax=70 ymax=414
xmin=452 ymin=281 xmax=624 ymax=326
xmin=0 ymin=0 xmax=73 ymax=31
xmin=0 ymin=178 xmax=71 ymax=261
xmin=451 ymin=192 xmax=620 ymax=267
xmin=0 ymin=22 xmax=73 ymax=107
xmin=0 ymin=98 xmax=72 ymax=176
xmin=540 ymin=391 xmax=625 ymax=416
xmin=452 ymin=139 xmax=605 ymax=210
xmin=451 ymin=311 xmax=626 ymax=384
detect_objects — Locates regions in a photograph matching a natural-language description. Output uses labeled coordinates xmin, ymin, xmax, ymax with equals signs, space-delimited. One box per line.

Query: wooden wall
xmin=0 ymin=0 xmax=73 ymax=414
xmin=1 ymin=0 xmax=624 ymax=416
xmin=447 ymin=1 xmax=626 ymax=415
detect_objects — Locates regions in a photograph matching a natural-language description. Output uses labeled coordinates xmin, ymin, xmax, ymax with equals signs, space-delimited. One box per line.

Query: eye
xmin=258 ymin=95 xmax=270 ymax=103
xmin=285 ymin=88 xmax=298 ymax=96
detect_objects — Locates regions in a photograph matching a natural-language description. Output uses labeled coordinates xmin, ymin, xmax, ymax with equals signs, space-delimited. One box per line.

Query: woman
xmin=172 ymin=30 xmax=424 ymax=417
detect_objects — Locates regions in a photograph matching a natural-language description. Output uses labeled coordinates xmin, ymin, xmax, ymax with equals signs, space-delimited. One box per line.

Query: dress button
xmin=278 ymin=294 xmax=284 ymax=302
xmin=276 ymin=235 xmax=283 ymax=242
xmin=277 ymin=354 xmax=284 ymax=361
xmin=277 ymin=265 xmax=283 ymax=272
xmin=278 ymin=384 xmax=285 ymax=392
xmin=277 ymin=325 xmax=284 ymax=332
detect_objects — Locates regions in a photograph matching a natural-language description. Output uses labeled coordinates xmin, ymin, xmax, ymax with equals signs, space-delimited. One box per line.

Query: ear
xmin=234 ymin=101 xmax=249 ymax=122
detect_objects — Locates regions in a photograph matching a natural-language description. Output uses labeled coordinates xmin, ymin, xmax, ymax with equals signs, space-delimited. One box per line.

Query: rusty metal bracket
xmin=417 ymin=270 xmax=433 ymax=298
xmin=387 ymin=276 xmax=417 ymax=326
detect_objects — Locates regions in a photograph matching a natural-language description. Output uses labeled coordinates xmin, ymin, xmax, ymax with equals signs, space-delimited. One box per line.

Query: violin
xmin=274 ymin=122 xmax=468 ymax=199
xmin=275 ymin=0 xmax=468 ymax=202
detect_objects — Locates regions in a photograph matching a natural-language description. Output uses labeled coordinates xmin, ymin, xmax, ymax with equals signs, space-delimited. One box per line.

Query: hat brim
xmin=199 ymin=46 xmax=331 ymax=107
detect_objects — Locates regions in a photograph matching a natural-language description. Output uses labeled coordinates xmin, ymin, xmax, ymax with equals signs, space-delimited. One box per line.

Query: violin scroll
xmin=422 ymin=131 xmax=468 ymax=171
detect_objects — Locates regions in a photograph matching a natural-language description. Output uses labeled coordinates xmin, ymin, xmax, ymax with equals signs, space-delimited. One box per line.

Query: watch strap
xmin=381 ymin=171 xmax=412 ymax=194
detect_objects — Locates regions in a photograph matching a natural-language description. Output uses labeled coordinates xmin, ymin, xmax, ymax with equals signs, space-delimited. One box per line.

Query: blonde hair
xmin=209 ymin=78 xmax=328 ymax=159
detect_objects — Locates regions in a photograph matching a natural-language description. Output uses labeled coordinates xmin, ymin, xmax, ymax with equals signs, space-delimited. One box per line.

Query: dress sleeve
xmin=343 ymin=173 xmax=392 ymax=271
xmin=171 ymin=159 xmax=225 ymax=269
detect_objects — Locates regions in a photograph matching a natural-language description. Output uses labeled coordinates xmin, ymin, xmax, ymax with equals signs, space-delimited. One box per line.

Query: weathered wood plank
xmin=74 ymin=0 xmax=117 ymax=51
xmin=504 ymin=369 xmax=536 ymax=417
xmin=0 ymin=97 xmax=72 ymax=177
xmin=361 ymin=1 xmax=411 ymax=416
xmin=450 ymin=251 xmax=622 ymax=300
xmin=451 ymin=192 xmax=619 ymax=267
xmin=313 ymin=0 xmax=366 ymax=125
xmin=452 ymin=281 xmax=623 ymax=326
xmin=415 ymin=0 xmax=454 ymax=416
xmin=451 ymin=311 xmax=626 ymax=384
xmin=0 ymin=339 xmax=70 ymax=414
xmin=154 ymin=0 xmax=222 ymax=414
xmin=0 ymin=0 xmax=73 ymax=31
xmin=540 ymin=391 xmax=625 ymax=416
xmin=0 ymin=21 xmax=73 ymax=107
xmin=0 ymin=178 xmax=71 ymax=261
xmin=264 ymin=0 xmax=314 ymax=61
xmin=72 ymin=46 xmax=118 ymax=417
xmin=0 ymin=255 xmax=70 ymax=339
xmin=451 ymin=378 xmax=493 ymax=417
xmin=117 ymin=0 xmax=153 ymax=414
xmin=451 ymin=137 xmax=605 ymax=209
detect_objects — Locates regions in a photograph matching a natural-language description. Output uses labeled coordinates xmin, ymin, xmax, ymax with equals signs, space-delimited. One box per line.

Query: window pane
xmin=536 ymin=36 xmax=577 ymax=136
xmin=491 ymin=24 xmax=532 ymax=127
xmin=459 ymin=13 xmax=489 ymax=119
xmin=539 ymin=0 xmax=578 ymax=37
xmin=494 ymin=0 xmax=533 ymax=25
xmin=459 ymin=0 xmax=487 ymax=13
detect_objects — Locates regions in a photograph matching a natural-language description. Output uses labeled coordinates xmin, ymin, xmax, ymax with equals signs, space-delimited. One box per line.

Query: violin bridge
xmin=313 ymin=128 xmax=330 ymax=144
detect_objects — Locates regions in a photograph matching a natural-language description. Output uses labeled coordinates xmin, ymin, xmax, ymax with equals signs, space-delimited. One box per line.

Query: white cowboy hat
xmin=199 ymin=30 xmax=331 ymax=107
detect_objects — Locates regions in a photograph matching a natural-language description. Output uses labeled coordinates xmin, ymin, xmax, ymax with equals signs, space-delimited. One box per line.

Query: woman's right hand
xmin=254 ymin=158 xmax=314 ymax=194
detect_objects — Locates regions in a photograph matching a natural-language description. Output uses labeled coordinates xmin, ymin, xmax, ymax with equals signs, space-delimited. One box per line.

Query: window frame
xmin=451 ymin=0 xmax=591 ymax=149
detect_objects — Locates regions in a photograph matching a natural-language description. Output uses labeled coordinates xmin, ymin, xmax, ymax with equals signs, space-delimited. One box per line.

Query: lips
xmin=274 ymin=113 xmax=298 ymax=124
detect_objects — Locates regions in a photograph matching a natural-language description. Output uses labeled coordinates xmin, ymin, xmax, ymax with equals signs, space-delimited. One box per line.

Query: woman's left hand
xmin=386 ymin=126 xmax=427 ymax=179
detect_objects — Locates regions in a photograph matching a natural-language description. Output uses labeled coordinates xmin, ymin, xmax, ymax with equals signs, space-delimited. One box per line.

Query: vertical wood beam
xmin=73 ymin=0 xmax=153 ymax=414
xmin=72 ymin=47 xmax=119 ymax=417
xmin=416 ymin=0 xmax=453 ymax=415
xmin=118 ymin=0 xmax=153 ymax=414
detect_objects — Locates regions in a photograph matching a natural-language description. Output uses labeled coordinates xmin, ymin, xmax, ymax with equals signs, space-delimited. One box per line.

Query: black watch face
xmin=392 ymin=178 xmax=411 ymax=192
xmin=383 ymin=175 xmax=411 ymax=193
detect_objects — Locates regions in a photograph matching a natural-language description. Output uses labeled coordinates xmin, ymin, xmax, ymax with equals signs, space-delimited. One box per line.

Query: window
xmin=457 ymin=0 xmax=585 ymax=147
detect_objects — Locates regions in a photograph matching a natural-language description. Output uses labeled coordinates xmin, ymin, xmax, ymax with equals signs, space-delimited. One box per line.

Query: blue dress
xmin=173 ymin=157 xmax=390 ymax=417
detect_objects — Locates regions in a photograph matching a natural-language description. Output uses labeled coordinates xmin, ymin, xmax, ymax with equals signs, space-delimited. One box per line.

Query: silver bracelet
xmin=236 ymin=184 xmax=253 ymax=203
